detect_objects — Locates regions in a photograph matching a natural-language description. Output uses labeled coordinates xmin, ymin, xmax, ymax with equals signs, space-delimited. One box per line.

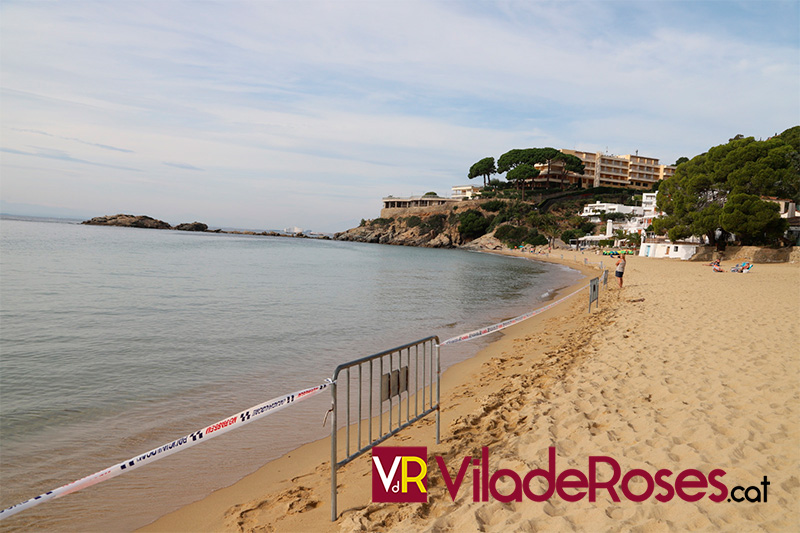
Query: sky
xmin=1 ymin=1 xmax=798 ymax=232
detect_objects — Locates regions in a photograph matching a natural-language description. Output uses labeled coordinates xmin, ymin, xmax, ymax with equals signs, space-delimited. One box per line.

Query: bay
xmin=0 ymin=217 xmax=581 ymax=531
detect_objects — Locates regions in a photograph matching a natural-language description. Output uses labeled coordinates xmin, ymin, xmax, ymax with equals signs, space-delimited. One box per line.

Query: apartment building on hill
xmin=559 ymin=149 xmax=676 ymax=190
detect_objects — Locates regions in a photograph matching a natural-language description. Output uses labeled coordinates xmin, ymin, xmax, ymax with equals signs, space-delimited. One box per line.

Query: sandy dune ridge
xmin=143 ymin=254 xmax=799 ymax=533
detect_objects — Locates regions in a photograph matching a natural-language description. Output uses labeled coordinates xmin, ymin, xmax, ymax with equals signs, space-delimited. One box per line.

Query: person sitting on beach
xmin=713 ymin=264 xmax=724 ymax=272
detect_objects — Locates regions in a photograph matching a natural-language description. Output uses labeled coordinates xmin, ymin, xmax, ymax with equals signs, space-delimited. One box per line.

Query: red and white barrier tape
xmin=0 ymin=381 xmax=331 ymax=520
xmin=438 ymin=284 xmax=588 ymax=346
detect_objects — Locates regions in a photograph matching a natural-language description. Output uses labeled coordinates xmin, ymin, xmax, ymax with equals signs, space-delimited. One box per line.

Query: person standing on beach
xmin=615 ymin=254 xmax=626 ymax=288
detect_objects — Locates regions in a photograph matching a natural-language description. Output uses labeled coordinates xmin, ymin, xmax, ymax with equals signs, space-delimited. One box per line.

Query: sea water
xmin=0 ymin=217 xmax=582 ymax=531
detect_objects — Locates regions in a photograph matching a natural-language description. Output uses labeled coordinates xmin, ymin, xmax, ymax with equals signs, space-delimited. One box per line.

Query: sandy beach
xmin=142 ymin=253 xmax=799 ymax=532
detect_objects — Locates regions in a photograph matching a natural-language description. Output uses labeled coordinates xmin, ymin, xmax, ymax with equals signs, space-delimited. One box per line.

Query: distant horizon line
xmin=0 ymin=213 xmax=336 ymax=236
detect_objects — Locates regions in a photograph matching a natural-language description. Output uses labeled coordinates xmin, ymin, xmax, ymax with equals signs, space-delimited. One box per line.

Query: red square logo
xmin=372 ymin=446 xmax=428 ymax=502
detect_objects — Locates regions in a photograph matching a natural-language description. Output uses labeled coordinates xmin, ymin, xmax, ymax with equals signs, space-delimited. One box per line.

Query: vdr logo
xmin=371 ymin=447 xmax=428 ymax=502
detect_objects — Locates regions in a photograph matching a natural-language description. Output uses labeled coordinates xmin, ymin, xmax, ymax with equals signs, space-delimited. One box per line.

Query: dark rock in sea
xmin=174 ymin=222 xmax=208 ymax=232
xmin=82 ymin=214 xmax=172 ymax=229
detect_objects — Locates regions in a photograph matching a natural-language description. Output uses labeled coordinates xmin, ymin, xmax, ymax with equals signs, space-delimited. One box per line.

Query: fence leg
xmin=435 ymin=343 xmax=441 ymax=445
xmin=330 ymin=380 xmax=337 ymax=521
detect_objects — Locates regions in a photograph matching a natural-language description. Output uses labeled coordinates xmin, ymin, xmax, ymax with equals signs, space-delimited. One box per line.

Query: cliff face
xmin=334 ymin=212 xmax=462 ymax=248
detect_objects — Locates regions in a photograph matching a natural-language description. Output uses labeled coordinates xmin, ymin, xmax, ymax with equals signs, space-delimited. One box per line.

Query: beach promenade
xmin=142 ymin=254 xmax=799 ymax=532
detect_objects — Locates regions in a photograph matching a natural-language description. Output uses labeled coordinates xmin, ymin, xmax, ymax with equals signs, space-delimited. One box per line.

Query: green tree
xmin=457 ymin=210 xmax=490 ymax=240
xmin=674 ymin=156 xmax=690 ymax=166
xmin=505 ymin=163 xmax=540 ymax=200
xmin=561 ymin=228 xmax=583 ymax=244
xmin=497 ymin=147 xmax=585 ymax=175
xmin=656 ymin=126 xmax=799 ymax=244
xmin=468 ymin=157 xmax=497 ymax=187
xmin=719 ymin=193 xmax=787 ymax=245
xmin=525 ymin=230 xmax=548 ymax=246
xmin=480 ymin=200 xmax=506 ymax=212
xmin=497 ymin=147 xmax=585 ymax=192
xmin=494 ymin=224 xmax=528 ymax=247
xmin=528 ymin=213 xmax=558 ymax=246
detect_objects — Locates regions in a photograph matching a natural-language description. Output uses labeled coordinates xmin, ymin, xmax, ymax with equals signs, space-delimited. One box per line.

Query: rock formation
xmin=82 ymin=214 xmax=172 ymax=229
xmin=334 ymin=212 xmax=463 ymax=248
xmin=174 ymin=222 xmax=208 ymax=232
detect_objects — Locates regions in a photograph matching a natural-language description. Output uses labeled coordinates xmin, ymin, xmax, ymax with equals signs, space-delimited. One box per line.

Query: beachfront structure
xmin=581 ymin=201 xmax=644 ymax=221
xmin=382 ymin=195 xmax=459 ymax=210
xmin=451 ymin=185 xmax=482 ymax=200
xmin=580 ymin=193 xmax=664 ymax=245
xmin=529 ymin=159 xmax=584 ymax=189
xmin=641 ymin=193 xmax=660 ymax=217
xmin=761 ymin=197 xmax=797 ymax=219
xmin=639 ymin=239 xmax=698 ymax=260
xmin=560 ymin=149 xmax=676 ymax=190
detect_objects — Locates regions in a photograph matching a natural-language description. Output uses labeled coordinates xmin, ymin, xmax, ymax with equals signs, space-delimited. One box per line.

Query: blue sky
xmin=1 ymin=1 xmax=798 ymax=232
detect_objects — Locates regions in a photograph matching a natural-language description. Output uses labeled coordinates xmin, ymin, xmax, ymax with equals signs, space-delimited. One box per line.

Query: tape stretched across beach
xmin=438 ymin=284 xmax=589 ymax=347
xmin=0 ymin=381 xmax=330 ymax=521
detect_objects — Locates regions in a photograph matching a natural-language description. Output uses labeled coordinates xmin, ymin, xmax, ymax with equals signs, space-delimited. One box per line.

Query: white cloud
xmin=1 ymin=0 xmax=797 ymax=231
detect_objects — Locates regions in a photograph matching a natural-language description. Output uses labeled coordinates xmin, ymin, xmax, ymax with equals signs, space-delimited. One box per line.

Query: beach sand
xmin=141 ymin=253 xmax=799 ymax=532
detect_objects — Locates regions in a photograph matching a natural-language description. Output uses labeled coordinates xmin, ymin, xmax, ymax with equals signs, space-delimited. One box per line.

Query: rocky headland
xmin=334 ymin=219 xmax=458 ymax=247
xmin=333 ymin=207 xmax=512 ymax=251
xmin=334 ymin=205 xmax=465 ymax=247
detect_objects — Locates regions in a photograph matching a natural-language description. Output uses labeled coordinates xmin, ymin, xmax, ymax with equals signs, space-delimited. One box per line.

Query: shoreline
xmin=140 ymin=252 xmax=602 ymax=532
xmin=145 ymin=253 xmax=799 ymax=532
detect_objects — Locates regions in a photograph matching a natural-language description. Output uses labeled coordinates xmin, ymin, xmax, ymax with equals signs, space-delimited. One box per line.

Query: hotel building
xmin=559 ymin=149 xmax=676 ymax=190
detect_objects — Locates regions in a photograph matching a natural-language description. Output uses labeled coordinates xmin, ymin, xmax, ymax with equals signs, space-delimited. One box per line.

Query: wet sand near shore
xmin=142 ymin=254 xmax=799 ymax=532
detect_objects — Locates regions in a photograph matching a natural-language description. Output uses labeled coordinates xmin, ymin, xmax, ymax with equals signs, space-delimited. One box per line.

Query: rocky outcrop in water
xmin=82 ymin=214 xmax=172 ymax=229
xmin=174 ymin=222 xmax=208 ymax=232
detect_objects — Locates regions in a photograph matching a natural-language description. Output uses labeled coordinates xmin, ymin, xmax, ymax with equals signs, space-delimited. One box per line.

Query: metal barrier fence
xmin=329 ymin=336 xmax=440 ymax=520
xmin=589 ymin=277 xmax=600 ymax=312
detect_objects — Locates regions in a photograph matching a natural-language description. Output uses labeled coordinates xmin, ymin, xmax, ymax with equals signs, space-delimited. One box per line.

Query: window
xmin=674 ymin=246 xmax=678 ymax=252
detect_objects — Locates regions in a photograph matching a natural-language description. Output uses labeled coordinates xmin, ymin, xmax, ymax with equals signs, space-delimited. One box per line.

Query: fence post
xmin=436 ymin=343 xmax=441 ymax=444
xmin=589 ymin=277 xmax=599 ymax=312
xmin=330 ymin=379 xmax=338 ymax=521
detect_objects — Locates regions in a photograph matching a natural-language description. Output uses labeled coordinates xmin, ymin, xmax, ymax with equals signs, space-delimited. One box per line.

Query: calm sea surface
xmin=0 ymin=217 xmax=582 ymax=531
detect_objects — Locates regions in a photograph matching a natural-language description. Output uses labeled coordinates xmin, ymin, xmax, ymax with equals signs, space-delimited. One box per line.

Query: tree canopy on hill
xmin=496 ymin=147 xmax=585 ymax=175
xmin=654 ymin=126 xmax=799 ymax=245
xmin=468 ymin=157 xmax=496 ymax=186
xmin=505 ymin=163 xmax=539 ymax=200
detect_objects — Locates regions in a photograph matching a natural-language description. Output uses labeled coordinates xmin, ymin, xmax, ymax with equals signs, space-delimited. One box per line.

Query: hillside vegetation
xmin=335 ymin=189 xmax=646 ymax=248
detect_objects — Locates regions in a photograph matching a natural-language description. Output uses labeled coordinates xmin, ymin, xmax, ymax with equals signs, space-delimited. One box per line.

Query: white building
xmin=451 ymin=185 xmax=482 ymax=200
xmin=580 ymin=193 xmax=665 ymax=242
xmin=639 ymin=240 xmax=698 ymax=260
xmin=761 ymin=197 xmax=797 ymax=218
xmin=580 ymin=201 xmax=643 ymax=220
xmin=641 ymin=193 xmax=660 ymax=217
